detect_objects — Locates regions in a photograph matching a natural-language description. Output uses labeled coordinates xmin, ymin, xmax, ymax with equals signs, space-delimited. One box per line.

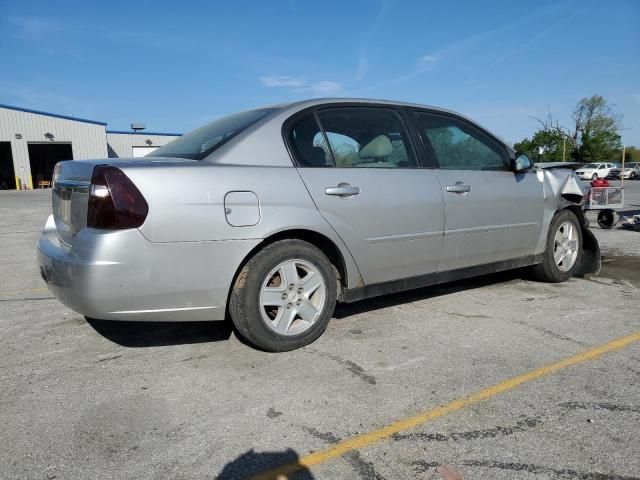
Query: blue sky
xmin=1 ymin=0 xmax=639 ymax=145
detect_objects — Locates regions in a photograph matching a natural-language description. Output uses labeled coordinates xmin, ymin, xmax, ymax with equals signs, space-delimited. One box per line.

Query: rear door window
xmin=290 ymin=114 xmax=333 ymax=167
xmin=317 ymin=107 xmax=418 ymax=168
xmin=289 ymin=107 xmax=418 ymax=168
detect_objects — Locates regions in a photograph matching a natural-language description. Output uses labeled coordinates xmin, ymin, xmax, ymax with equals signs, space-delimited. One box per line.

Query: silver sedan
xmin=37 ymin=98 xmax=600 ymax=351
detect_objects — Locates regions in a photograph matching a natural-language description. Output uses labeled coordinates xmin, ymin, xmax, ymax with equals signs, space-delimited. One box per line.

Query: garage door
xmin=0 ymin=142 xmax=17 ymax=190
xmin=28 ymin=143 xmax=73 ymax=188
xmin=132 ymin=146 xmax=158 ymax=158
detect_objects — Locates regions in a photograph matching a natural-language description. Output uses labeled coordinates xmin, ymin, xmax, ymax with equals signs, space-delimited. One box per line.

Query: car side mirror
xmin=512 ymin=153 xmax=532 ymax=172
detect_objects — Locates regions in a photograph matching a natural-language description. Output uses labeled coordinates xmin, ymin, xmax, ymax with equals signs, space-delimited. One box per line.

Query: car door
xmin=410 ymin=110 xmax=543 ymax=271
xmin=598 ymin=164 xmax=607 ymax=177
xmin=289 ymin=106 xmax=445 ymax=285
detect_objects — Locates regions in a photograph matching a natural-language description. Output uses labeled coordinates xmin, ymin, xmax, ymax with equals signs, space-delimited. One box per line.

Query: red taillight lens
xmin=87 ymin=165 xmax=148 ymax=229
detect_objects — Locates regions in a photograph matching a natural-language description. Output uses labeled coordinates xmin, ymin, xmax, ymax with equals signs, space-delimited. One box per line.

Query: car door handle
xmin=325 ymin=184 xmax=360 ymax=197
xmin=446 ymin=182 xmax=471 ymax=194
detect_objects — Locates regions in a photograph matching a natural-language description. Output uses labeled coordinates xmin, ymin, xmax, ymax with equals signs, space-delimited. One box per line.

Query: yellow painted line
xmin=0 ymin=287 xmax=49 ymax=296
xmin=251 ymin=332 xmax=640 ymax=480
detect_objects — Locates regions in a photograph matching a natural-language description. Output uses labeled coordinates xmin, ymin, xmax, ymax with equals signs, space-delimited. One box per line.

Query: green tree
xmin=623 ymin=146 xmax=640 ymax=163
xmin=514 ymin=114 xmax=572 ymax=162
xmin=515 ymin=95 xmax=622 ymax=163
xmin=571 ymin=95 xmax=622 ymax=162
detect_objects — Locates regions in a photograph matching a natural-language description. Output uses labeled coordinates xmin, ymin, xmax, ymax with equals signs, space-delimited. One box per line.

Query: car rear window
xmin=150 ymin=108 xmax=278 ymax=160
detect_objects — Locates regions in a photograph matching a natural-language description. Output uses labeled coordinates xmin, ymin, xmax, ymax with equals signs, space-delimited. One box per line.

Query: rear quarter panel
xmin=122 ymin=163 xmax=364 ymax=289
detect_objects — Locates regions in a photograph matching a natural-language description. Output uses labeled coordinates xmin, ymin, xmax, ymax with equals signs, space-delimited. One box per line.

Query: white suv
xmin=575 ymin=163 xmax=616 ymax=180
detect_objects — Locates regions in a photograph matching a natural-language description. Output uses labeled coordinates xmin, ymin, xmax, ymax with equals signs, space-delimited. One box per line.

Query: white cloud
xmin=303 ymin=81 xmax=343 ymax=95
xmin=419 ymin=55 xmax=438 ymax=63
xmin=260 ymin=76 xmax=306 ymax=87
xmin=260 ymin=76 xmax=343 ymax=95
xmin=0 ymin=81 xmax=61 ymax=104
xmin=8 ymin=16 xmax=62 ymax=39
xmin=353 ymin=48 xmax=369 ymax=82
xmin=0 ymin=80 xmax=101 ymax=119
xmin=360 ymin=2 xmax=579 ymax=93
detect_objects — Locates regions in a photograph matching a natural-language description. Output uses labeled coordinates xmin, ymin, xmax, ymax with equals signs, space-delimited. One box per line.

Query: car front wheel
xmin=592 ymin=173 xmax=598 ymax=180
xmin=229 ymin=239 xmax=337 ymax=352
xmin=531 ymin=210 xmax=583 ymax=283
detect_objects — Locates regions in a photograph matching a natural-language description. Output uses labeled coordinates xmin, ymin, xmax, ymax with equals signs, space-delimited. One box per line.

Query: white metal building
xmin=106 ymin=131 xmax=182 ymax=159
xmin=0 ymin=104 xmax=181 ymax=190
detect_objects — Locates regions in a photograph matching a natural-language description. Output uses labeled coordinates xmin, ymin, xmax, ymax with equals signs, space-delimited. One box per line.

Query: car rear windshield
xmin=150 ymin=108 xmax=278 ymax=160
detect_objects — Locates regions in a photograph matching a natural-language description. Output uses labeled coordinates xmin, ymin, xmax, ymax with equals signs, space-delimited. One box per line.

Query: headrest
xmin=359 ymin=135 xmax=393 ymax=159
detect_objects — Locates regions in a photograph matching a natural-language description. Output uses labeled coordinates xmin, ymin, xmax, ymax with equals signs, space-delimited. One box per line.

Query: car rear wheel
xmin=531 ymin=210 xmax=582 ymax=283
xmin=229 ymin=239 xmax=337 ymax=352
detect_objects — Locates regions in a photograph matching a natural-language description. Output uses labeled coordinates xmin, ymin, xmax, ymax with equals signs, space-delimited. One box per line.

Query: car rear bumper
xmin=37 ymin=215 xmax=260 ymax=321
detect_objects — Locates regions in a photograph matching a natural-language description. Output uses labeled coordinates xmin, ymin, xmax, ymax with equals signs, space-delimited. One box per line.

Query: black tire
xmin=228 ymin=239 xmax=337 ymax=352
xmin=630 ymin=171 xmax=637 ymax=180
xmin=531 ymin=210 xmax=583 ymax=283
xmin=597 ymin=209 xmax=617 ymax=229
xmin=592 ymin=173 xmax=598 ymax=180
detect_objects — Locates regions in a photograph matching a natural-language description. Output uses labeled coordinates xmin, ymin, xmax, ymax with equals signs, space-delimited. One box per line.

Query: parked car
xmin=575 ymin=162 xmax=616 ymax=180
xmin=37 ymin=98 xmax=600 ymax=351
xmin=607 ymin=163 xmax=622 ymax=179
xmin=622 ymin=162 xmax=640 ymax=180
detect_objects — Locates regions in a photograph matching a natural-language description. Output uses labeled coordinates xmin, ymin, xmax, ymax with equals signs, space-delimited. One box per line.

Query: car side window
xmin=290 ymin=114 xmax=334 ymax=167
xmin=316 ymin=107 xmax=418 ymax=168
xmin=414 ymin=111 xmax=508 ymax=171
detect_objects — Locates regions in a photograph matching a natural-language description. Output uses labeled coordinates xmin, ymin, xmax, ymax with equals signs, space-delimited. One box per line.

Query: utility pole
xmin=621 ymin=145 xmax=625 ymax=188
xmin=563 ymin=137 xmax=566 ymax=162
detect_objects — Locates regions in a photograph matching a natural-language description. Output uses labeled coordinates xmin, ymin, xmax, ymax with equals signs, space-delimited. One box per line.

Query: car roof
xmin=277 ymin=97 xmax=482 ymax=123
xmin=277 ymin=97 xmax=457 ymax=113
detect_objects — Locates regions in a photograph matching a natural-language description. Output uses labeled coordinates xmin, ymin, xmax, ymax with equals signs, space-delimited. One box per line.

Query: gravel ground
xmin=0 ymin=181 xmax=638 ymax=480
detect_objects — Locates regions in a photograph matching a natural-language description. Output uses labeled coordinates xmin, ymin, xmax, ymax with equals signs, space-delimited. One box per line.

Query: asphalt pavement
xmin=0 ymin=181 xmax=639 ymax=480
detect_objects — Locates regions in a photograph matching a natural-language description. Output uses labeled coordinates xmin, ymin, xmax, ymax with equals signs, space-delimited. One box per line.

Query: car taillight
xmin=87 ymin=165 xmax=148 ymax=229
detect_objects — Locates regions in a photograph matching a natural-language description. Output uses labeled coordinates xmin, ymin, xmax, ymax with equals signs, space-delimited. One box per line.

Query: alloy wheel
xmin=259 ymin=259 xmax=326 ymax=335
xmin=553 ymin=221 xmax=579 ymax=272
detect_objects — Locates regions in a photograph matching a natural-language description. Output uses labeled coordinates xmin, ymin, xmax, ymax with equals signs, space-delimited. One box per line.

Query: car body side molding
xmin=343 ymin=254 xmax=544 ymax=303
